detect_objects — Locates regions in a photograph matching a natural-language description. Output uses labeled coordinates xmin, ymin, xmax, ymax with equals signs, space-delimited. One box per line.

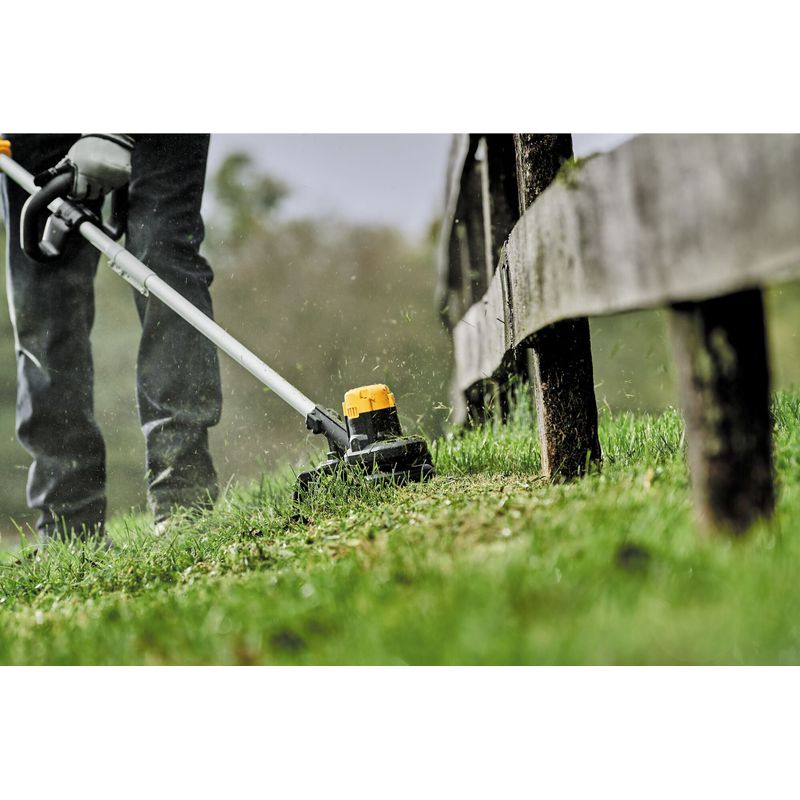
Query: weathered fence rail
xmin=437 ymin=133 xmax=800 ymax=533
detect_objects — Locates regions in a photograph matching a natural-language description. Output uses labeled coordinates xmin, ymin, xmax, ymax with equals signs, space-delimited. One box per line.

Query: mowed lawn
xmin=2 ymin=392 xmax=800 ymax=665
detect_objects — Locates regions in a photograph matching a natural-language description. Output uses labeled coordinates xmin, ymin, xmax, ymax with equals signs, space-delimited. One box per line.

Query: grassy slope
xmin=2 ymin=392 xmax=800 ymax=665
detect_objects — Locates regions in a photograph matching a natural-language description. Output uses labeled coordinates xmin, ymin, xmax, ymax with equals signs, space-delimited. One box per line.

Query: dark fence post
xmin=461 ymin=143 xmax=489 ymax=303
xmin=460 ymin=137 xmax=493 ymax=424
xmin=484 ymin=135 xmax=520 ymax=272
xmin=483 ymin=135 xmax=528 ymax=420
xmin=669 ymin=289 xmax=775 ymax=533
xmin=514 ymin=134 xmax=602 ymax=478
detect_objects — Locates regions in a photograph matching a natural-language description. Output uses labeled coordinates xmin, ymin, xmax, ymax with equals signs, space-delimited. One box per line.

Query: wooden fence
xmin=436 ymin=134 xmax=800 ymax=534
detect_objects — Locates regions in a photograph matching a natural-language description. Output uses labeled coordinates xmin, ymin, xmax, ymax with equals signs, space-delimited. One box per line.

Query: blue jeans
xmin=1 ymin=134 xmax=222 ymax=539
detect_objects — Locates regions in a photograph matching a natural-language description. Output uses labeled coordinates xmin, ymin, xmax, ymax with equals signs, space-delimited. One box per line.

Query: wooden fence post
xmin=513 ymin=134 xmax=602 ymax=478
xmin=484 ymin=135 xmax=520 ymax=273
xmin=669 ymin=289 xmax=774 ymax=533
xmin=483 ymin=135 xmax=528 ymax=420
xmin=459 ymin=138 xmax=494 ymax=425
xmin=461 ymin=143 xmax=490 ymax=303
xmin=463 ymin=135 xmax=527 ymax=426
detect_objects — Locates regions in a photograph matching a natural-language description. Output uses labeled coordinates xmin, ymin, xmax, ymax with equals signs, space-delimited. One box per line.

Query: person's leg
xmin=0 ymin=134 xmax=107 ymax=541
xmin=126 ymin=134 xmax=222 ymax=522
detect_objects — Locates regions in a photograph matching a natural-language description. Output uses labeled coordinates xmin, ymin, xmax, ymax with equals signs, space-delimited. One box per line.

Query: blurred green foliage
xmin=211 ymin=151 xmax=289 ymax=241
xmin=1 ymin=149 xmax=800 ymax=543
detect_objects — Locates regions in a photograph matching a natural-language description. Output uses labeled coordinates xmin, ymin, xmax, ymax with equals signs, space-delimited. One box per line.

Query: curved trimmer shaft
xmin=0 ymin=147 xmax=435 ymax=487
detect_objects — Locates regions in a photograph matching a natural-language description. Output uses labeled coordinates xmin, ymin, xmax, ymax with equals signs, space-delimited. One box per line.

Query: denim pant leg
xmin=0 ymin=134 xmax=107 ymax=539
xmin=126 ymin=135 xmax=222 ymax=520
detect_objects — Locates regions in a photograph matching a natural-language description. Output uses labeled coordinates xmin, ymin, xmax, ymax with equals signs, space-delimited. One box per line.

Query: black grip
xmin=20 ymin=172 xmax=74 ymax=262
xmin=103 ymin=185 xmax=128 ymax=241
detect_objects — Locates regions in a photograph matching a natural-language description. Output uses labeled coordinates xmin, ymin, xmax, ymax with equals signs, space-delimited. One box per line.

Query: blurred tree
xmin=212 ymin=152 xmax=289 ymax=242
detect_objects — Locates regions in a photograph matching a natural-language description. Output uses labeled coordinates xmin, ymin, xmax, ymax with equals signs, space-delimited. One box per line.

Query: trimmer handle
xmin=20 ymin=166 xmax=128 ymax=263
xmin=21 ymin=172 xmax=75 ymax=261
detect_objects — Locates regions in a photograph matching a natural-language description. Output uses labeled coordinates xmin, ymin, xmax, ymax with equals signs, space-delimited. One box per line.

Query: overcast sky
xmin=205 ymin=134 xmax=634 ymax=237
xmin=0 ymin=135 xmax=635 ymax=234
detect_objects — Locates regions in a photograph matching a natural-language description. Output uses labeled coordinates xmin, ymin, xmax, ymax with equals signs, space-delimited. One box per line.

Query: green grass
xmin=2 ymin=392 xmax=800 ymax=664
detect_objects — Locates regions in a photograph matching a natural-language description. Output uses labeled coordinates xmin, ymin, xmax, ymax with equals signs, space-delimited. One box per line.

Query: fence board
xmin=453 ymin=134 xmax=800 ymax=393
xmin=453 ymin=261 xmax=510 ymax=389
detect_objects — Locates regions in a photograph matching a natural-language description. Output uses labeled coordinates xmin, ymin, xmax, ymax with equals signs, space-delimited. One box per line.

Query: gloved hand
xmin=58 ymin=134 xmax=135 ymax=200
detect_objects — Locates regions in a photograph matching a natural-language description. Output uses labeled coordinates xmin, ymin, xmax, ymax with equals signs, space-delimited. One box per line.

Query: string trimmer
xmin=0 ymin=141 xmax=435 ymax=500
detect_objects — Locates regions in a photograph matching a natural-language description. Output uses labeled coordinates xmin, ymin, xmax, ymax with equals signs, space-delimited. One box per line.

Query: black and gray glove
xmin=55 ymin=133 xmax=135 ymax=200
